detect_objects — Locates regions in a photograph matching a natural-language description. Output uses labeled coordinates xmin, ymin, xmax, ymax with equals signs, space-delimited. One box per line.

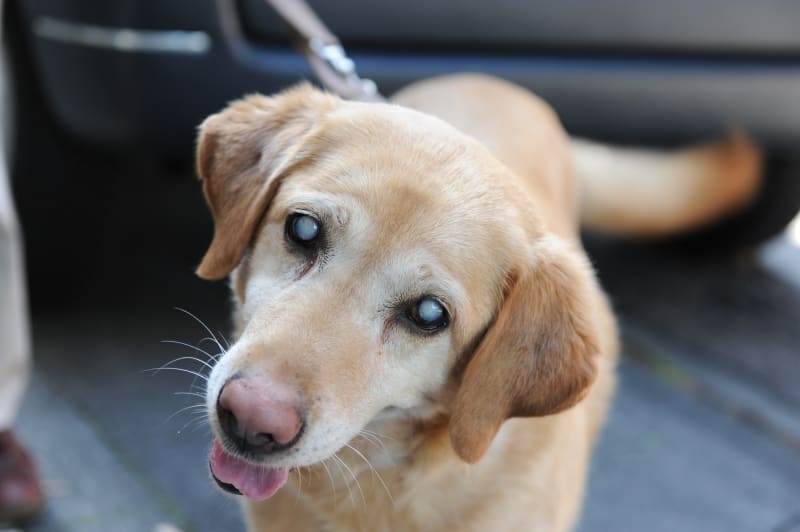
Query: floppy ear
xmin=195 ymin=84 xmax=339 ymax=280
xmin=449 ymin=238 xmax=600 ymax=463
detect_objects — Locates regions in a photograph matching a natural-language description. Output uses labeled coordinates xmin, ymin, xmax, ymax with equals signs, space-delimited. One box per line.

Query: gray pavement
xmin=5 ymin=172 xmax=800 ymax=531
xmin=16 ymin=308 xmax=243 ymax=532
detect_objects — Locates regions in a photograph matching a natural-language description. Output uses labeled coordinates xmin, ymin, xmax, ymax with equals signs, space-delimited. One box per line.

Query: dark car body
xmin=13 ymin=0 xmax=800 ymax=152
xmin=6 ymin=0 xmax=800 ymax=260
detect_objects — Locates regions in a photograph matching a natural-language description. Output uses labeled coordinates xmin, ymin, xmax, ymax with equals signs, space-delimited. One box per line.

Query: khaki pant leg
xmin=0 ymin=0 xmax=32 ymax=430
xmin=0 ymin=171 xmax=30 ymax=430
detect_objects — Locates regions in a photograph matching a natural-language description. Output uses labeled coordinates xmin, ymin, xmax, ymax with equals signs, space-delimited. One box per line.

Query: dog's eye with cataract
xmin=408 ymin=297 xmax=449 ymax=332
xmin=286 ymin=214 xmax=320 ymax=246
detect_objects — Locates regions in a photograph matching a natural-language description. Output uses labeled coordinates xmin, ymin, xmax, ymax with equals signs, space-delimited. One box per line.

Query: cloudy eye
xmin=286 ymin=213 xmax=321 ymax=247
xmin=407 ymin=297 xmax=449 ymax=333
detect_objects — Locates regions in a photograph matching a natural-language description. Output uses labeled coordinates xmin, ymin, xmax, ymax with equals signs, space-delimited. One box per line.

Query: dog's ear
xmin=195 ymin=84 xmax=339 ymax=280
xmin=449 ymin=237 xmax=599 ymax=463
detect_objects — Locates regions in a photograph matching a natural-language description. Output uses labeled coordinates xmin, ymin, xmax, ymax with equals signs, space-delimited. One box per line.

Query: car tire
xmin=672 ymin=152 xmax=800 ymax=254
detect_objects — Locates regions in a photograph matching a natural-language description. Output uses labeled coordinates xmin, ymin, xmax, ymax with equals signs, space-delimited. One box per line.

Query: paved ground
xmin=3 ymin=169 xmax=800 ymax=531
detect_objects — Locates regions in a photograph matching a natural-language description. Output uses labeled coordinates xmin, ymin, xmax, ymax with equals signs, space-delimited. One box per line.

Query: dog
xmin=194 ymin=74 xmax=760 ymax=531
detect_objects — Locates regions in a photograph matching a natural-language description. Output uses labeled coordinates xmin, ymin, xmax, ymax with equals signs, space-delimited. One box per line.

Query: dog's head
xmin=197 ymin=85 xmax=599 ymax=500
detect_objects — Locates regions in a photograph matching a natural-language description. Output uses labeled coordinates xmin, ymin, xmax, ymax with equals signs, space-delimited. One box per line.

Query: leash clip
xmin=309 ymin=39 xmax=378 ymax=98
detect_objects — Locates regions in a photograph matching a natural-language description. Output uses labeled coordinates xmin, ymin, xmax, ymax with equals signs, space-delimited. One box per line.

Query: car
xmin=6 ymin=0 xmax=800 ymax=295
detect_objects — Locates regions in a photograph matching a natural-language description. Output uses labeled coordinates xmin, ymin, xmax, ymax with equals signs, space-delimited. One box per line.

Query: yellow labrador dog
xmin=195 ymin=74 xmax=760 ymax=531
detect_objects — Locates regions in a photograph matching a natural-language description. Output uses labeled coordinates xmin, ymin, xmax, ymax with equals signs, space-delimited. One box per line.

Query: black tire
xmin=672 ymin=152 xmax=800 ymax=254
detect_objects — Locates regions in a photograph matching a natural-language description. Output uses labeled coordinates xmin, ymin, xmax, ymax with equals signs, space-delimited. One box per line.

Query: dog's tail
xmin=572 ymin=131 xmax=762 ymax=237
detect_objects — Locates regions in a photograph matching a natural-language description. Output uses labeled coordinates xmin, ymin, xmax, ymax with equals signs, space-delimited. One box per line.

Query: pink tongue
xmin=209 ymin=440 xmax=289 ymax=501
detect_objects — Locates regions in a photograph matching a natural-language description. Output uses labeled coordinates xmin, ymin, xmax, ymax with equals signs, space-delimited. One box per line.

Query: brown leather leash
xmin=265 ymin=0 xmax=386 ymax=102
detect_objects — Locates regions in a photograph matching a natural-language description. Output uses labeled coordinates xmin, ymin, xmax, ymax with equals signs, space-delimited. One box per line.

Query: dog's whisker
xmin=198 ymin=336 xmax=227 ymax=358
xmin=173 ymin=391 xmax=207 ymax=400
xmin=361 ymin=428 xmax=396 ymax=442
xmin=329 ymin=455 xmax=355 ymax=506
xmin=164 ymin=403 xmax=207 ymax=424
xmin=319 ymin=458 xmax=337 ymax=500
xmin=161 ymin=340 xmax=220 ymax=363
xmin=177 ymin=413 xmax=209 ymax=434
xmin=187 ymin=414 xmax=211 ymax=430
xmin=293 ymin=467 xmax=304 ymax=499
xmin=197 ymin=334 xmax=227 ymax=356
xmin=216 ymin=330 xmax=232 ymax=350
xmin=157 ymin=355 xmax=215 ymax=373
xmin=144 ymin=366 xmax=209 ymax=382
xmin=356 ymin=435 xmax=385 ymax=453
xmin=189 ymin=382 xmax=207 ymax=395
xmin=154 ymin=351 xmax=213 ymax=393
xmin=148 ymin=356 xmax=211 ymax=376
xmin=173 ymin=307 xmax=226 ymax=353
xmin=357 ymin=430 xmax=387 ymax=450
xmin=345 ymin=443 xmax=393 ymax=504
xmin=332 ymin=453 xmax=365 ymax=507
xmin=188 ymin=421 xmax=212 ymax=435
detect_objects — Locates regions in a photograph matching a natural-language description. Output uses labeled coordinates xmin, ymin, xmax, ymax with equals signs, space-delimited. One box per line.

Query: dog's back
xmin=394 ymin=73 xmax=762 ymax=240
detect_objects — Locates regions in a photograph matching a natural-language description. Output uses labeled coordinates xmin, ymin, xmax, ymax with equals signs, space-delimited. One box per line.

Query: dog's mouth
xmin=209 ymin=439 xmax=289 ymax=501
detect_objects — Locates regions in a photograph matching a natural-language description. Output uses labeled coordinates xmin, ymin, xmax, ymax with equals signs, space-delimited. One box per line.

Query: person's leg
xmin=0 ymin=0 xmax=44 ymax=522
xmin=0 ymin=152 xmax=43 ymax=525
xmin=0 ymin=133 xmax=30 ymax=443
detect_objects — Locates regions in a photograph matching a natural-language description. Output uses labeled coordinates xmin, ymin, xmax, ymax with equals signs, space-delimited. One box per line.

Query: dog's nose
xmin=216 ymin=379 xmax=304 ymax=455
